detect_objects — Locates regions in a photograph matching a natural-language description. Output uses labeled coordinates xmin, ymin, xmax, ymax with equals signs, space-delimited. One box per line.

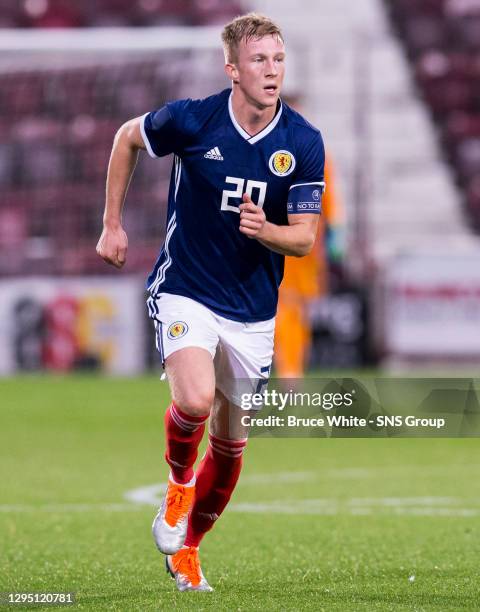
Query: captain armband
xmin=287 ymin=181 xmax=325 ymax=214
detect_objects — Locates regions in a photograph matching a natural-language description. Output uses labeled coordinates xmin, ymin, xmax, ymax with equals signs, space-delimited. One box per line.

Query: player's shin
xmin=164 ymin=402 xmax=209 ymax=484
xmin=152 ymin=403 xmax=210 ymax=555
xmin=184 ymin=433 xmax=247 ymax=547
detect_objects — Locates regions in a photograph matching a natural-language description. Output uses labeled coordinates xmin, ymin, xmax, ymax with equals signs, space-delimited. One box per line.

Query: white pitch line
xmin=1 ymin=501 xmax=479 ymax=517
xmin=0 ymin=503 xmax=142 ymax=513
xmin=122 ymin=474 xmax=480 ymax=517
xmin=230 ymin=501 xmax=339 ymax=515
xmin=229 ymin=500 xmax=480 ymax=517
xmin=391 ymin=507 xmax=480 ymax=517
xmin=326 ymin=465 xmax=480 ymax=479
xmin=123 ymin=471 xmax=317 ymax=506
xmin=124 ymin=483 xmax=166 ymax=505
xmin=347 ymin=496 xmax=461 ymax=507
xmin=240 ymin=471 xmax=317 ymax=485
xmin=325 ymin=468 xmax=374 ymax=479
xmin=3 ymin=472 xmax=480 ymax=517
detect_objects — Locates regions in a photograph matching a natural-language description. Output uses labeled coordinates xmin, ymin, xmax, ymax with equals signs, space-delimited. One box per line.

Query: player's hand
xmin=239 ymin=194 xmax=266 ymax=239
xmin=96 ymin=223 xmax=128 ymax=268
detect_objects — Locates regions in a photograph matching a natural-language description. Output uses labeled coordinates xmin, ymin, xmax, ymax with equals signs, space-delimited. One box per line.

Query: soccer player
xmin=275 ymin=154 xmax=344 ymax=378
xmin=96 ymin=13 xmax=325 ymax=592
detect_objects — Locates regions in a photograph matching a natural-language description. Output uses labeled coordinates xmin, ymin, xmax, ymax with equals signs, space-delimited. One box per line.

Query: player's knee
xmin=175 ymin=389 xmax=214 ymax=417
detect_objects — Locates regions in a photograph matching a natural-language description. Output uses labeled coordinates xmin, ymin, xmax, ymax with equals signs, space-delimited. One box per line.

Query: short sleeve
xmin=140 ymin=99 xmax=192 ymax=158
xmin=287 ymin=131 xmax=326 ymax=215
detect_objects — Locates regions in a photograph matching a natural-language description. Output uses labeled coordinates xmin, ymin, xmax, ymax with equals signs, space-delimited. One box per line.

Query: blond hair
xmin=221 ymin=13 xmax=284 ymax=63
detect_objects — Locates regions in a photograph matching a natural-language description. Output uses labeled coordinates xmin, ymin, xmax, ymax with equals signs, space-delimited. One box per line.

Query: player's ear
xmin=225 ymin=62 xmax=239 ymax=84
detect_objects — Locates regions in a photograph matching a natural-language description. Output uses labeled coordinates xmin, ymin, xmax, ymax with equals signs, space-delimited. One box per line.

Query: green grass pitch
xmin=1 ymin=375 xmax=479 ymax=611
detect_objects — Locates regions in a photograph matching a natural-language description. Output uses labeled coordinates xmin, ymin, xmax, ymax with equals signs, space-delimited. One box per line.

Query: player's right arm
xmin=96 ymin=117 xmax=146 ymax=268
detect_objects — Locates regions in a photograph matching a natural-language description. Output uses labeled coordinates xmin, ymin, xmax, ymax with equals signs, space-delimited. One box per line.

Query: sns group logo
xmin=167 ymin=321 xmax=189 ymax=340
xmin=269 ymin=150 xmax=296 ymax=177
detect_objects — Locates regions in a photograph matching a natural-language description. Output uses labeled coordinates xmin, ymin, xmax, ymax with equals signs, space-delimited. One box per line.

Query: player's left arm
xmin=239 ymin=195 xmax=319 ymax=257
xmin=239 ymin=128 xmax=325 ymax=257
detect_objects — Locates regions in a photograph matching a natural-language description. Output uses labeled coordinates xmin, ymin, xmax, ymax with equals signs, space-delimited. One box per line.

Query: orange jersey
xmin=280 ymin=156 xmax=342 ymax=297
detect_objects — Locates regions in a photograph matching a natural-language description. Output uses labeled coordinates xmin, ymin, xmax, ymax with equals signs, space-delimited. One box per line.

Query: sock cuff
xmin=169 ymin=472 xmax=196 ymax=487
xmin=209 ymin=433 xmax=247 ymax=458
xmin=209 ymin=433 xmax=248 ymax=447
xmin=170 ymin=403 xmax=209 ymax=432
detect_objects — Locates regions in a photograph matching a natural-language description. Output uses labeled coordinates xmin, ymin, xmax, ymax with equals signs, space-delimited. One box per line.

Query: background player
xmin=275 ymin=148 xmax=344 ymax=379
xmin=96 ymin=13 xmax=325 ymax=592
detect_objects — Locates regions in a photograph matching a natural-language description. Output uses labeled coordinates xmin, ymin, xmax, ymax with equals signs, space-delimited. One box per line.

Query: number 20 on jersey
xmin=221 ymin=176 xmax=267 ymax=213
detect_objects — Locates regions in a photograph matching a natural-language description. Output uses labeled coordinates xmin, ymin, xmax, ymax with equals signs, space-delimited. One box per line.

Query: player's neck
xmin=230 ymin=89 xmax=278 ymax=137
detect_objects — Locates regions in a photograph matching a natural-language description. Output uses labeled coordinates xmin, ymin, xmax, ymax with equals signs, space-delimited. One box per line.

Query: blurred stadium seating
xmin=0 ymin=51 xmax=226 ymax=276
xmin=0 ymin=0 xmax=244 ymax=28
xmin=385 ymin=0 xmax=480 ymax=229
xmin=0 ymin=1 xmax=245 ymax=277
xmin=2 ymin=0 xmax=480 ymax=371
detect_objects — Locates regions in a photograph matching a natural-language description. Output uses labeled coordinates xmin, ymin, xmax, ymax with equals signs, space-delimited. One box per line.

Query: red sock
xmin=164 ymin=403 xmax=209 ymax=485
xmin=184 ymin=433 xmax=247 ymax=547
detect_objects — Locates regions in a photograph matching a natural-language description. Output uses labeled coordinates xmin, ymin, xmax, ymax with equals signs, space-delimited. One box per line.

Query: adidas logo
xmin=204 ymin=146 xmax=224 ymax=161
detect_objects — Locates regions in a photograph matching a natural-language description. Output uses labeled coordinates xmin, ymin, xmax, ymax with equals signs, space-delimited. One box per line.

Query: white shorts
xmin=147 ymin=293 xmax=274 ymax=407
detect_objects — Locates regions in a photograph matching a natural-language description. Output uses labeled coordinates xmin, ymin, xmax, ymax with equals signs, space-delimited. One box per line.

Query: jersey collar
xmin=228 ymin=92 xmax=283 ymax=145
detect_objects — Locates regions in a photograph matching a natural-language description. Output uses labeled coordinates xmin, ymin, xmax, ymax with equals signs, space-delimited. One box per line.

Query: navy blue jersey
xmin=141 ymin=88 xmax=325 ymax=323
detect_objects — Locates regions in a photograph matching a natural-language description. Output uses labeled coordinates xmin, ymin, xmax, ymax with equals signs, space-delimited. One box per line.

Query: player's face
xmin=232 ymin=35 xmax=285 ymax=109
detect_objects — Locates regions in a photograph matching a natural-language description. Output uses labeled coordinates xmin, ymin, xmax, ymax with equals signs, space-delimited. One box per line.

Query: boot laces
xmin=165 ymin=484 xmax=192 ymax=526
xmin=174 ymin=547 xmax=201 ymax=587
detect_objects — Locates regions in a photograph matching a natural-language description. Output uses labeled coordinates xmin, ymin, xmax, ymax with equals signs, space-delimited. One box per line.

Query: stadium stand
xmin=3 ymin=0 xmax=478 ymax=279
xmin=0 ymin=1 xmax=245 ymax=277
xmin=254 ymin=0 xmax=478 ymax=266
xmin=385 ymin=0 xmax=480 ymax=229
xmin=0 ymin=0 xmax=245 ymax=28
xmin=0 ymin=56 xmax=208 ymax=276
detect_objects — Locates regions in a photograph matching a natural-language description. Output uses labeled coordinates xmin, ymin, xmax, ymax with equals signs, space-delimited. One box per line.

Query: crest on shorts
xmin=167 ymin=321 xmax=188 ymax=340
xmin=269 ymin=150 xmax=296 ymax=177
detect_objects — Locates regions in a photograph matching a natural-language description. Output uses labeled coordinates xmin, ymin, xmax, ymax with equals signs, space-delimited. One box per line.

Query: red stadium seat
xmin=4 ymin=0 xmax=243 ymax=28
xmin=388 ymin=0 xmax=480 ymax=228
